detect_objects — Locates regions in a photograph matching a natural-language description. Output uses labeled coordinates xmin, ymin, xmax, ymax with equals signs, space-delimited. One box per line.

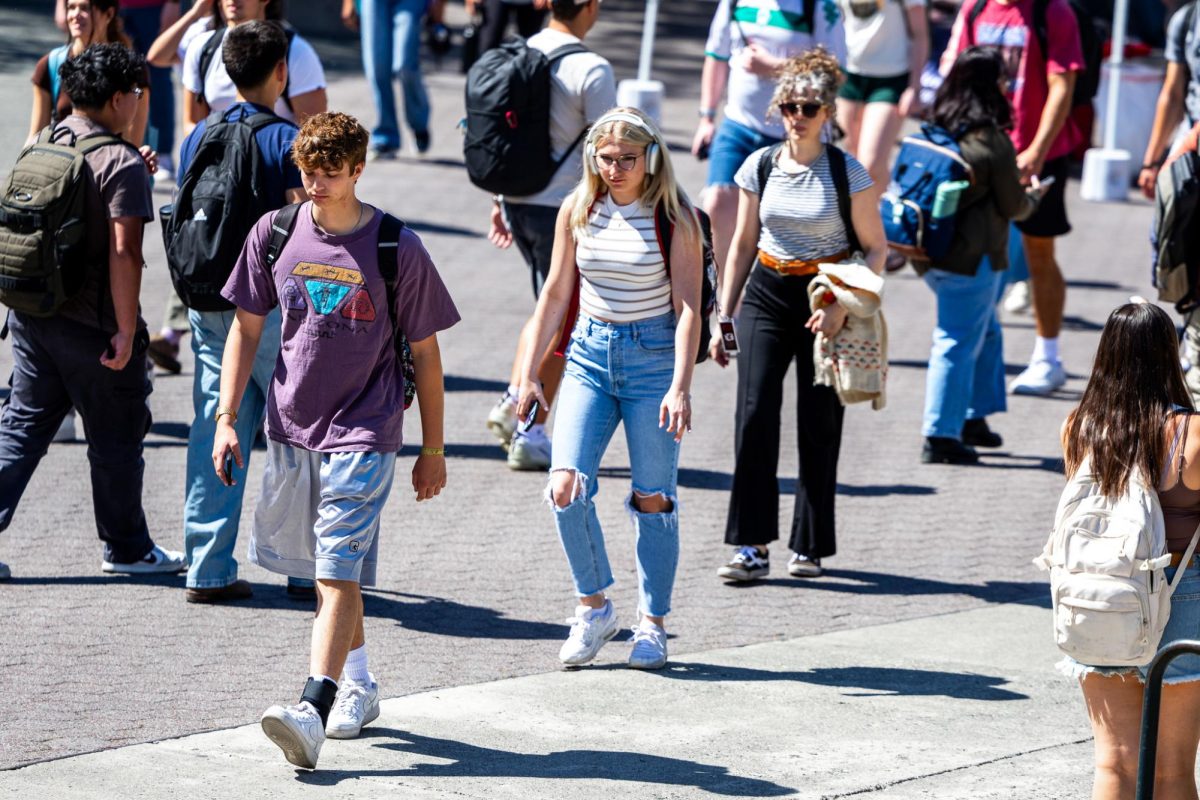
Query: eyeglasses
xmin=594 ymin=152 xmax=643 ymax=172
xmin=128 ymin=86 xmax=143 ymax=99
xmin=778 ymin=102 xmax=823 ymax=119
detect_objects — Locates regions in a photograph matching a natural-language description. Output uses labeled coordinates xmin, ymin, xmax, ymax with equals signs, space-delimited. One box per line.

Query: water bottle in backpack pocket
xmin=880 ymin=124 xmax=973 ymax=263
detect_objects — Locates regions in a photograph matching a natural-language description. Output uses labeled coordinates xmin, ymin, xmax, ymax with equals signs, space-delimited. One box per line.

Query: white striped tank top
xmin=575 ymin=195 xmax=671 ymax=322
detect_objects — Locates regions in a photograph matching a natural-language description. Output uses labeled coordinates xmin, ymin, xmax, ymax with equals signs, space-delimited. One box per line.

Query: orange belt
xmin=1170 ymin=552 xmax=1198 ymax=568
xmin=757 ymin=249 xmax=849 ymax=277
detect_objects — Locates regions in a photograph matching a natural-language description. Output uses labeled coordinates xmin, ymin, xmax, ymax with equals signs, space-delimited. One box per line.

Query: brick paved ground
xmin=0 ymin=0 xmax=1155 ymax=772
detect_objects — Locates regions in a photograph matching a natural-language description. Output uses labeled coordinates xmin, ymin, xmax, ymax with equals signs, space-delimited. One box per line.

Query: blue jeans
xmin=360 ymin=0 xmax=430 ymax=151
xmin=1007 ymin=222 xmax=1029 ymax=283
xmin=120 ymin=6 xmax=175 ymax=158
xmin=922 ymin=262 xmax=1007 ymax=439
xmin=550 ymin=313 xmax=681 ymax=618
xmin=184 ymin=308 xmax=281 ymax=589
xmin=706 ymin=118 xmax=781 ymax=188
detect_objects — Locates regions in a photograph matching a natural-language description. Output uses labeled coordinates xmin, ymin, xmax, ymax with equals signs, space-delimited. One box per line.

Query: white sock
xmin=344 ymin=645 xmax=369 ymax=684
xmin=525 ymin=423 xmax=547 ymax=439
xmin=1032 ymin=336 xmax=1059 ymax=365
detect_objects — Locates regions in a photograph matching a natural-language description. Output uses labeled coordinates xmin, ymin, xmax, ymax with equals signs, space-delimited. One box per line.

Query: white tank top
xmin=575 ymin=195 xmax=672 ymax=322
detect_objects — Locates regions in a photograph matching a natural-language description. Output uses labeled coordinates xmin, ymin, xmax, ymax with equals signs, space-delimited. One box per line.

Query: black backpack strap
xmin=265 ymin=202 xmax=302 ymax=267
xmin=803 ymin=0 xmax=817 ymax=33
xmin=653 ymin=202 xmax=674 ymax=276
xmin=282 ymin=27 xmax=297 ymax=112
xmin=756 ymin=143 xmax=783 ymax=200
xmin=377 ymin=212 xmax=408 ymax=353
xmin=1031 ymin=0 xmax=1050 ymax=60
xmin=826 ymin=146 xmax=863 ymax=256
xmin=197 ymin=27 xmax=228 ymax=107
xmin=965 ymin=0 xmax=988 ymax=45
xmin=544 ymin=43 xmax=591 ymax=177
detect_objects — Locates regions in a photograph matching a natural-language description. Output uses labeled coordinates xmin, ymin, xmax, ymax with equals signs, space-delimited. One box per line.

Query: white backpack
xmin=1036 ymin=418 xmax=1200 ymax=667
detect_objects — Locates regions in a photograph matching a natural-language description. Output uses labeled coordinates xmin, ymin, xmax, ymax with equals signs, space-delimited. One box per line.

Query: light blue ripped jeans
xmin=549 ymin=312 xmax=681 ymax=618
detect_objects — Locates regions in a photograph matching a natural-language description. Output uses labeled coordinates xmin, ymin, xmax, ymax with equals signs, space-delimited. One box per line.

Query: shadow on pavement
xmin=622 ymin=662 xmax=1028 ymax=701
xmin=599 ymin=467 xmax=936 ymax=497
xmin=444 ymin=374 xmax=508 ymax=393
xmin=724 ymin=569 xmax=1049 ymax=609
xmin=365 ymin=589 xmax=568 ymax=640
xmin=297 ymin=728 xmax=795 ymax=796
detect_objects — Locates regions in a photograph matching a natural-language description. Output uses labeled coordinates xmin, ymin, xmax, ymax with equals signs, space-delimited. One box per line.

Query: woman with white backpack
xmin=1057 ymin=302 xmax=1200 ymax=800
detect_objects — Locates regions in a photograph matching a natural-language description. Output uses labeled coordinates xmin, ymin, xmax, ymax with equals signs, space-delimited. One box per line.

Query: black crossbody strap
xmin=756 ymin=143 xmax=783 ymax=200
xmin=197 ymin=27 xmax=228 ymax=107
xmin=377 ymin=213 xmax=407 ymax=355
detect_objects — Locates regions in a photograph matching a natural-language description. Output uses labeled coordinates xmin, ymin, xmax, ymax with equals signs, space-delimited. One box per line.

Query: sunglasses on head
xmin=779 ymin=102 xmax=823 ymax=119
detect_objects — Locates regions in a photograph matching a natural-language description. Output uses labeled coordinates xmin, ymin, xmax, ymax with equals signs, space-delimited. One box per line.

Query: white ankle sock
xmin=525 ymin=423 xmax=547 ymax=439
xmin=344 ymin=645 xmax=369 ymax=684
xmin=1032 ymin=336 xmax=1059 ymax=365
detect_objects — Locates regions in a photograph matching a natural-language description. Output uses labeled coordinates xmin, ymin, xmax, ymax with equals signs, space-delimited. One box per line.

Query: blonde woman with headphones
xmin=517 ymin=107 xmax=704 ymax=670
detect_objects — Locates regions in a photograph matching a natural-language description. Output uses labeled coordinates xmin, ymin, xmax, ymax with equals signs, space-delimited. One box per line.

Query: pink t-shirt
xmin=222 ymin=205 xmax=460 ymax=453
xmin=951 ymin=0 xmax=1084 ymax=162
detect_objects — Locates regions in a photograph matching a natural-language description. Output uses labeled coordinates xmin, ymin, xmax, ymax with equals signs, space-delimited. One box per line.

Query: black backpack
xmin=653 ymin=205 xmax=719 ymax=364
xmin=0 ymin=126 xmax=132 ymax=317
xmin=463 ymin=39 xmax=589 ymax=196
xmin=197 ymin=25 xmax=298 ymax=111
xmin=1152 ymin=151 xmax=1200 ymax=314
xmin=966 ymin=0 xmax=1103 ymax=108
xmin=264 ymin=203 xmax=419 ymax=410
xmin=161 ymin=107 xmax=285 ymax=311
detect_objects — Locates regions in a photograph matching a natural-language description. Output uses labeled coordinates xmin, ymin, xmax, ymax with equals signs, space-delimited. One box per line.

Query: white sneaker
xmin=1003 ymin=280 xmax=1031 ymax=314
xmin=507 ymin=428 xmax=551 ymax=471
xmin=717 ymin=546 xmax=769 ymax=581
xmin=559 ymin=601 xmax=619 ymax=666
xmin=628 ymin=620 xmax=668 ymax=670
xmin=1009 ymin=359 xmax=1067 ymax=396
xmin=487 ymin=391 xmax=518 ymax=448
xmin=787 ymin=553 xmax=823 ymax=577
xmin=261 ymin=701 xmax=325 ymax=769
xmin=101 ymin=544 xmax=186 ymax=575
xmin=325 ymin=674 xmax=380 ymax=739
xmin=52 ymin=413 xmax=76 ymax=443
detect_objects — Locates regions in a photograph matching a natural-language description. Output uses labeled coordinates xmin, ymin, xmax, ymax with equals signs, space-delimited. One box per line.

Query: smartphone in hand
xmin=223 ymin=451 xmax=235 ymax=484
xmin=718 ymin=316 xmax=740 ymax=357
xmin=521 ymin=399 xmax=541 ymax=432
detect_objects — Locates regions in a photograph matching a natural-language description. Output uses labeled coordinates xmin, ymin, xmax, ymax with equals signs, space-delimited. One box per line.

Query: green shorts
xmin=838 ymin=71 xmax=910 ymax=105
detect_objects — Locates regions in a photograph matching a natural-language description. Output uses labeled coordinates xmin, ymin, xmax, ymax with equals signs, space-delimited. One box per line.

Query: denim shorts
xmin=1058 ymin=563 xmax=1200 ymax=685
xmin=250 ymin=440 xmax=396 ymax=586
xmin=707 ymin=118 xmax=781 ymax=188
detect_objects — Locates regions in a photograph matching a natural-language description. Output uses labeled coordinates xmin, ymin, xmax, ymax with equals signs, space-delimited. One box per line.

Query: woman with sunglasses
xmin=916 ymin=47 xmax=1046 ymax=465
xmin=713 ymin=48 xmax=886 ymax=583
xmin=29 ymin=0 xmax=151 ymax=147
xmin=516 ymin=107 xmax=704 ymax=670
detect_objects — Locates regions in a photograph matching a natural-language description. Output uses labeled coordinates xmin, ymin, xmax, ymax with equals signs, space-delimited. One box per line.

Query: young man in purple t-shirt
xmin=213 ymin=112 xmax=459 ymax=769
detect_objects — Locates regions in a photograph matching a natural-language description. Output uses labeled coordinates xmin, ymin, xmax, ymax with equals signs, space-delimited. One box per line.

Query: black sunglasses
xmin=779 ymin=102 xmax=823 ymax=119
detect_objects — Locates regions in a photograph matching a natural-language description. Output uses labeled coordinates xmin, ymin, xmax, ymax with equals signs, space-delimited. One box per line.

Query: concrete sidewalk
xmin=0 ymin=602 xmax=1094 ymax=799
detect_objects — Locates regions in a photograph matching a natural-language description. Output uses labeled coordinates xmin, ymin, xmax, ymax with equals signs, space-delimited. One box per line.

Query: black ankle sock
xmin=300 ymin=677 xmax=338 ymax=725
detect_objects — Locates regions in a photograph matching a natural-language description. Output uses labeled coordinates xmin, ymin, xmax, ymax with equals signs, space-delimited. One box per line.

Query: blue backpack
xmin=880 ymin=124 xmax=973 ymax=263
xmin=47 ymin=44 xmax=71 ymax=124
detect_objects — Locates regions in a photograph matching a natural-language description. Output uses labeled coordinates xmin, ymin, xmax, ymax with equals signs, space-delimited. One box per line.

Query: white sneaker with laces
xmin=788 ymin=553 xmax=823 ymax=577
xmin=1002 ymin=280 xmax=1031 ymax=314
xmin=261 ymin=701 xmax=325 ymax=769
xmin=717 ymin=546 xmax=769 ymax=581
xmin=559 ymin=601 xmax=618 ymax=666
xmin=628 ymin=620 xmax=668 ymax=669
xmin=487 ymin=391 xmax=518 ymax=447
xmin=507 ymin=428 xmax=551 ymax=471
xmin=1009 ymin=359 xmax=1067 ymax=396
xmin=101 ymin=544 xmax=186 ymax=575
xmin=325 ymin=674 xmax=380 ymax=739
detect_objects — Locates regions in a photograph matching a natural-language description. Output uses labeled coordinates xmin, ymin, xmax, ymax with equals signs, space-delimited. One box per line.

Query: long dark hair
xmin=1065 ymin=303 xmax=1194 ymax=496
xmin=65 ymin=0 xmax=131 ymax=50
xmin=932 ymin=46 xmax=1012 ymax=135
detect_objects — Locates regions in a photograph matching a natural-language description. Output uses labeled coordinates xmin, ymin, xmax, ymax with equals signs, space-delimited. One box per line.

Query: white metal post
xmin=1102 ymin=0 xmax=1129 ymax=151
xmin=637 ymin=0 xmax=659 ymax=83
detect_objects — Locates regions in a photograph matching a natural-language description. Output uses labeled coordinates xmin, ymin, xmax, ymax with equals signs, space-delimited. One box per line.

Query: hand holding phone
xmin=521 ymin=399 xmax=541 ymax=433
xmin=718 ymin=315 xmax=739 ymax=357
xmin=223 ymin=451 xmax=235 ymax=485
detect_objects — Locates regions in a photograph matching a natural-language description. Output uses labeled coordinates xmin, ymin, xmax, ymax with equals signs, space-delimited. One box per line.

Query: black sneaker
xmin=921 ymin=436 xmax=979 ymax=465
xmin=414 ymin=130 xmax=431 ymax=155
xmin=717 ymin=546 xmax=769 ymax=581
xmin=962 ymin=418 xmax=1003 ymax=448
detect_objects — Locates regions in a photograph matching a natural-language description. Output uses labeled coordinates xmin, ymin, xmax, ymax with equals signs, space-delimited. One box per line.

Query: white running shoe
xmin=717 ymin=546 xmax=770 ymax=581
xmin=559 ymin=601 xmax=619 ymax=666
xmin=507 ymin=427 xmax=551 ymax=471
xmin=1002 ymin=280 xmax=1031 ymax=314
xmin=52 ymin=413 xmax=76 ymax=443
xmin=787 ymin=553 xmax=823 ymax=577
xmin=487 ymin=391 xmax=518 ymax=447
xmin=261 ymin=701 xmax=325 ymax=769
xmin=628 ymin=620 xmax=668 ymax=670
xmin=1009 ymin=359 xmax=1067 ymax=396
xmin=325 ymin=674 xmax=380 ymax=739
xmin=101 ymin=544 xmax=186 ymax=575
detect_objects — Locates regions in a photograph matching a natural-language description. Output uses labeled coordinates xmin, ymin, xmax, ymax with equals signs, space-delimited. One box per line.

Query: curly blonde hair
xmin=291 ymin=112 xmax=369 ymax=173
xmin=768 ymin=46 xmax=844 ymax=124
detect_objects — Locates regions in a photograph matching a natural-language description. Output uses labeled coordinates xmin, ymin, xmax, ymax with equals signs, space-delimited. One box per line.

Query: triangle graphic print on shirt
xmin=282 ymin=278 xmax=308 ymax=311
xmin=340 ymin=288 xmax=376 ymax=322
xmin=305 ymin=280 xmax=353 ymax=316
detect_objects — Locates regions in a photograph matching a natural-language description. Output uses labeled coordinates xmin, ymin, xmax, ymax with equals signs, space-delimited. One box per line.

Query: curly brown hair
xmin=768 ymin=46 xmax=844 ymax=123
xmin=291 ymin=112 xmax=369 ymax=173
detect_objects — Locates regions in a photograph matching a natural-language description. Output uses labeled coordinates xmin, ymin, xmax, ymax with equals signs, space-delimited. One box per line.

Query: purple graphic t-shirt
xmin=222 ymin=203 xmax=460 ymax=453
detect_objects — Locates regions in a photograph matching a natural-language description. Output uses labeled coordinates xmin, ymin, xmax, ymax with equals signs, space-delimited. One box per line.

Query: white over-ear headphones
xmin=585 ymin=110 xmax=662 ymax=176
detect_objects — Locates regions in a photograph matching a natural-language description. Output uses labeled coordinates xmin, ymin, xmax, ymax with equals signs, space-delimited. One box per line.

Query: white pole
xmin=1102 ymin=0 xmax=1130 ymax=151
xmin=637 ymin=0 xmax=659 ymax=83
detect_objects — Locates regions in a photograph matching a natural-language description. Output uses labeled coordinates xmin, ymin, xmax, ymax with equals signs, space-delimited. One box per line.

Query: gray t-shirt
xmin=504 ymin=29 xmax=616 ymax=209
xmin=734 ymin=146 xmax=873 ymax=261
xmin=1167 ymin=3 xmax=1200 ymax=125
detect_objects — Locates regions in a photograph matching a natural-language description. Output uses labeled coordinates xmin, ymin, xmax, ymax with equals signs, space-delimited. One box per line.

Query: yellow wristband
xmin=419 ymin=447 xmax=445 ymax=457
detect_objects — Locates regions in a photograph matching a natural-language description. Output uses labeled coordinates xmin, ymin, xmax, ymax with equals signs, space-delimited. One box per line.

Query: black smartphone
xmin=696 ymin=140 xmax=710 ymax=162
xmin=223 ymin=451 xmax=234 ymax=484
xmin=719 ymin=318 xmax=740 ymax=356
xmin=521 ymin=399 xmax=540 ymax=433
